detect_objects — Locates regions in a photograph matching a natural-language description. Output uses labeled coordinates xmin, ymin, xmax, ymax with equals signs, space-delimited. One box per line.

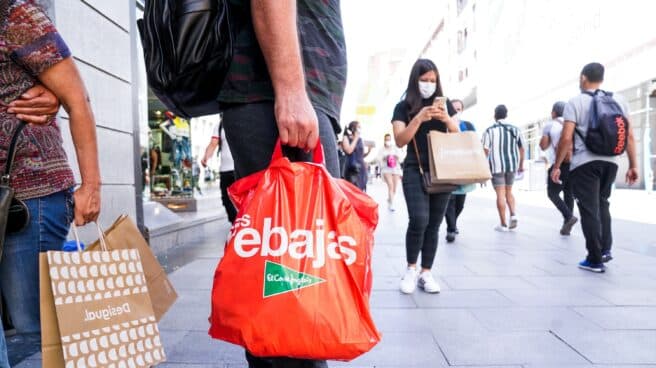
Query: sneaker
xmin=494 ymin=224 xmax=509 ymax=232
xmin=417 ymin=271 xmax=441 ymax=293
xmin=446 ymin=231 xmax=456 ymax=243
xmin=560 ymin=216 xmax=578 ymax=235
xmin=399 ymin=267 xmax=418 ymax=294
xmin=454 ymin=228 xmax=460 ymax=234
xmin=601 ymin=252 xmax=613 ymax=263
xmin=509 ymin=215 xmax=518 ymax=229
xmin=578 ymin=260 xmax=606 ymax=273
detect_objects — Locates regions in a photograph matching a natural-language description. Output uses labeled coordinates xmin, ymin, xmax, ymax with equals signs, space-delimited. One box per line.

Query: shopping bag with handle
xmin=40 ymin=224 xmax=166 ymax=367
xmin=209 ymin=141 xmax=381 ymax=360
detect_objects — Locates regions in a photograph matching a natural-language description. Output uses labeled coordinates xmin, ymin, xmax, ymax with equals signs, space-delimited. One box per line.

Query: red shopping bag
xmin=208 ymin=141 xmax=381 ymax=360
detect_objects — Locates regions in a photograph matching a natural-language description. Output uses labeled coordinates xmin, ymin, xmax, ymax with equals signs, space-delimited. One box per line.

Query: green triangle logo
xmin=263 ymin=261 xmax=326 ymax=298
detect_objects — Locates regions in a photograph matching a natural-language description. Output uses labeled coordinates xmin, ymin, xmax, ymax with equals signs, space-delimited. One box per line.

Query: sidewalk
xmin=15 ymin=181 xmax=656 ymax=367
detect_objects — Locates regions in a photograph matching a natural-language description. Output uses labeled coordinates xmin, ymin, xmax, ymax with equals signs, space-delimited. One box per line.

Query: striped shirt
xmin=482 ymin=120 xmax=524 ymax=174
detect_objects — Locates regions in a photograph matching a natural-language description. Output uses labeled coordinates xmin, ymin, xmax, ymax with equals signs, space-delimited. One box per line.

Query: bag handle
xmin=2 ymin=121 xmax=27 ymax=185
xmin=411 ymin=137 xmax=427 ymax=176
xmin=271 ymin=139 xmax=324 ymax=165
xmin=71 ymin=222 xmax=109 ymax=252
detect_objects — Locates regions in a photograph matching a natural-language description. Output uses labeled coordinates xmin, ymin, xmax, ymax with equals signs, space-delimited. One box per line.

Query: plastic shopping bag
xmin=209 ymin=141 xmax=381 ymax=360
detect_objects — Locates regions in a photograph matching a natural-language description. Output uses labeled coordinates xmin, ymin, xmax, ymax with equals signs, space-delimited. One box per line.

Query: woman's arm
xmin=38 ymin=57 xmax=101 ymax=225
xmin=341 ymin=133 xmax=359 ymax=154
xmin=392 ymin=105 xmax=440 ymax=147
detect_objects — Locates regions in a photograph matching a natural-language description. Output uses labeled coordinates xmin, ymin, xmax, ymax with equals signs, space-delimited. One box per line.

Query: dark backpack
xmin=575 ymin=90 xmax=629 ymax=156
xmin=137 ymin=0 xmax=233 ymax=119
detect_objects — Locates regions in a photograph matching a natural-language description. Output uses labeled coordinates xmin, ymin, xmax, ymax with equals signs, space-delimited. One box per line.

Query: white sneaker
xmin=509 ymin=215 xmax=518 ymax=229
xmin=418 ymin=271 xmax=441 ymax=293
xmin=494 ymin=224 xmax=509 ymax=232
xmin=399 ymin=267 xmax=418 ymax=294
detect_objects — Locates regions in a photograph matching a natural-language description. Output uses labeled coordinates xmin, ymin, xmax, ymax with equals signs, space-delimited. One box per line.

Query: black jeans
xmin=222 ymin=101 xmax=337 ymax=368
xmin=547 ymin=163 xmax=574 ymax=222
xmin=570 ymin=161 xmax=618 ymax=264
xmin=445 ymin=194 xmax=467 ymax=233
xmin=219 ymin=170 xmax=237 ymax=223
xmin=402 ymin=166 xmax=450 ymax=269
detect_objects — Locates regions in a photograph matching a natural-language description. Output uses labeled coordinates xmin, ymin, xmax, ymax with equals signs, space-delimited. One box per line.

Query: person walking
xmin=552 ymin=62 xmax=639 ymax=273
xmin=0 ymin=0 xmax=101 ymax=365
xmin=391 ymin=59 xmax=460 ymax=294
xmin=202 ymin=121 xmax=237 ymax=223
xmin=540 ymin=101 xmax=578 ymax=235
xmin=444 ymin=99 xmax=476 ymax=242
xmin=192 ymin=157 xmax=203 ymax=195
xmin=375 ymin=133 xmax=403 ymax=211
xmin=482 ymin=105 xmax=525 ymax=232
xmin=341 ymin=120 xmax=370 ymax=191
xmin=217 ymin=1 xmax=346 ymax=367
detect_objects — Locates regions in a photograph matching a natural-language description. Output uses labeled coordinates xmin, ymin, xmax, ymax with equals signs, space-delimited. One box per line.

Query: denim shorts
xmin=491 ymin=172 xmax=516 ymax=187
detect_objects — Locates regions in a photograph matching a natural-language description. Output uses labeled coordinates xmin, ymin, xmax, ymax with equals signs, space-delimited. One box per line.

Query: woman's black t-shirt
xmin=391 ymin=98 xmax=457 ymax=169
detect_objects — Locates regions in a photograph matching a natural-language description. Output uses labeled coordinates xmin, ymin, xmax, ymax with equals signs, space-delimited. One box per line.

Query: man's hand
xmin=626 ymin=167 xmax=639 ymax=186
xmin=550 ymin=167 xmax=561 ymax=184
xmin=275 ymin=91 xmax=319 ymax=150
xmin=73 ymin=183 xmax=101 ymax=225
xmin=7 ymin=84 xmax=60 ymax=124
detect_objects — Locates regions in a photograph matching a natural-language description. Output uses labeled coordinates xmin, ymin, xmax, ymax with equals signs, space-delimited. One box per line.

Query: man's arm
xmin=625 ymin=124 xmax=639 ymax=185
xmin=251 ymin=0 xmax=318 ymax=150
xmin=539 ymin=135 xmax=550 ymax=151
xmin=201 ymin=138 xmax=219 ymax=167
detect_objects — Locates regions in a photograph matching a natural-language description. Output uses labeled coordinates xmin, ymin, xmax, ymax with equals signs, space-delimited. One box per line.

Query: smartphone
xmin=433 ymin=96 xmax=447 ymax=110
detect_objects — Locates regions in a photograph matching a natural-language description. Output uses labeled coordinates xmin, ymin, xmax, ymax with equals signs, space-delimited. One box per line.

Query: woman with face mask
xmin=391 ymin=59 xmax=459 ymax=294
xmin=376 ymin=133 xmax=404 ymax=211
xmin=341 ymin=120 xmax=370 ymax=191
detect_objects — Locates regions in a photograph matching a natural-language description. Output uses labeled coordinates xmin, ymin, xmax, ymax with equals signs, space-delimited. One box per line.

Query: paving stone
xmin=434 ymin=330 xmax=588 ymax=366
xmin=497 ymin=289 xmax=611 ymax=307
xmin=552 ymin=330 xmax=656 ymax=364
xmin=522 ymin=275 xmax=617 ymax=289
xmin=470 ymin=307 xmax=601 ymax=332
xmin=573 ymin=306 xmax=656 ymax=329
xmin=343 ymin=332 xmax=447 ymax=367
xmin=164 ymin=332 xmax=244 ymax=364
xmin=423 ymin=308 xmax=488 ymax=332
xmin=369 ymin=290 xmax=418 ymax=308
xmin=413 ymin=290 xmax=514 ymax=308
xmin=159 ymin=304 xmax=212 ymax=331
xmin=588 ymin=289 xmax=656 ymax=306
xmin=442 ymin=275 xmax=536 ymax=290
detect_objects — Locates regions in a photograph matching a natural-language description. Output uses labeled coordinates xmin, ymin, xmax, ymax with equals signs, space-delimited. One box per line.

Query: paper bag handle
xmin=71 ymin=222 xmax=108 ymax=252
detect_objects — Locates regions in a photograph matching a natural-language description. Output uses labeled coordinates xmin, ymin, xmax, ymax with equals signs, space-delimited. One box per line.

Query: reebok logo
xmin=229 ymin=215 xmax=358 ymax=269
xmin=614 ymin=115 xmax=627 ymax=154
xmin=262 ymin=261 xmax=325 ymax=298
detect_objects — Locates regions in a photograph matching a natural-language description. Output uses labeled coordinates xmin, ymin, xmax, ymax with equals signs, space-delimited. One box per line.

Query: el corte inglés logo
xmin=263 ymin=261 xmax=325 ymax=298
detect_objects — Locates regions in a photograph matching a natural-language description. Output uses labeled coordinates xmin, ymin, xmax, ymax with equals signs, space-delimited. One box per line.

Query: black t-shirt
xmin=391 ymin=98 xmax=457 ymax=169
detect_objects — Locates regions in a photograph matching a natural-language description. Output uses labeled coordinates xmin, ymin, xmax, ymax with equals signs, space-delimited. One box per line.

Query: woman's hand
xmin=417 ymin=105 xmax=439 ymax=123
xmin=73 ymin=183 xmax=101 ymax=225
xmin=433 ymin=105 xmax=450 ymax=122
xmin=7 ymin=84 xmax=60 ymax=124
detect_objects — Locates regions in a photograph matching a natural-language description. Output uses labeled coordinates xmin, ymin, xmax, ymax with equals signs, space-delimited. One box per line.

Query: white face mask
xmin=418 ymin=81 xmax=436 ymax=99
xmin=384 ymin=141 xmax=391 ymax=147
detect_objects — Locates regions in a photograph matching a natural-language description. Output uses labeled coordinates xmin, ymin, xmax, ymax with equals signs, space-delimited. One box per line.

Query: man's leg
xmin=445 ymin=195 xmax=457 ymax=233
xmin=547 ymin=165 xmax=572 ymax=221
xmin=599 ymin=162 xmax=618 ymax=255
xmin=561 ymin=163 xmax=575 ymax=214
xmin=219 ymin=170 xmax=238 ymax=223
xmin=222 ymin=102 xmax=335 ymax=368
xmin=494 ymin=186 xmax=507 ymax=227
xmin=454 ymin=194 xmax=466 ymax=220
xmin=571 ymin=162 xmax=604 ymax=264
xmin=0 ymin=314 xmax=8 ymax=368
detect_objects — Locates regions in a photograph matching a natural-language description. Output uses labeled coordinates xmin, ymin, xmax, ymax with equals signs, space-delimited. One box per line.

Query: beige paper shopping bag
xmin=41 ymin=226 xmax=166 ymax=367
xmin=88 ymin=215 xmax=178 ymax=321
xmin=427 ymin=131 xmax=492 ymax=185
xmin=40 ymin=252 xmax=66 ymax=368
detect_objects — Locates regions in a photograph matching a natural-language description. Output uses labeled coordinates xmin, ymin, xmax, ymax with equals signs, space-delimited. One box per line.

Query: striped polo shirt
xmin=482 ymin=120 xmax=524 ymax=174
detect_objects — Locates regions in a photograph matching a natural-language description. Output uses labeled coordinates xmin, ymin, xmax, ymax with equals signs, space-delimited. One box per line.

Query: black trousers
xmin=445 ymin=194 xmax=466 ymax=233
xmin=223 ymin=101 xmax=338 ymax=368
xmin=219 ymin=170 xmax=237 ymax=223
xmin=570 ymin=161 xmax=618 ymax=264
xmin=547 ymin=163 xmax=574 ymax=221
xmin=402 ymin=166 xmax=450 ymax=269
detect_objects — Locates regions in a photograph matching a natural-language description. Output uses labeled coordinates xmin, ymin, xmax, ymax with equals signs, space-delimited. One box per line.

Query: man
xmin=218 ymin=1 xmax=346 ymax=367
xmin=445 ymin=99 xmax=475 ymax=242
xmin=540 ymin=101 xmax=578 ymax=235
xmin=552 ymin=62 xmax=639 ymax=273
xmin=201 ymin=120 xmax=237 ymax=223
xmin=482 ymin=105 xmax=525 ymax=232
